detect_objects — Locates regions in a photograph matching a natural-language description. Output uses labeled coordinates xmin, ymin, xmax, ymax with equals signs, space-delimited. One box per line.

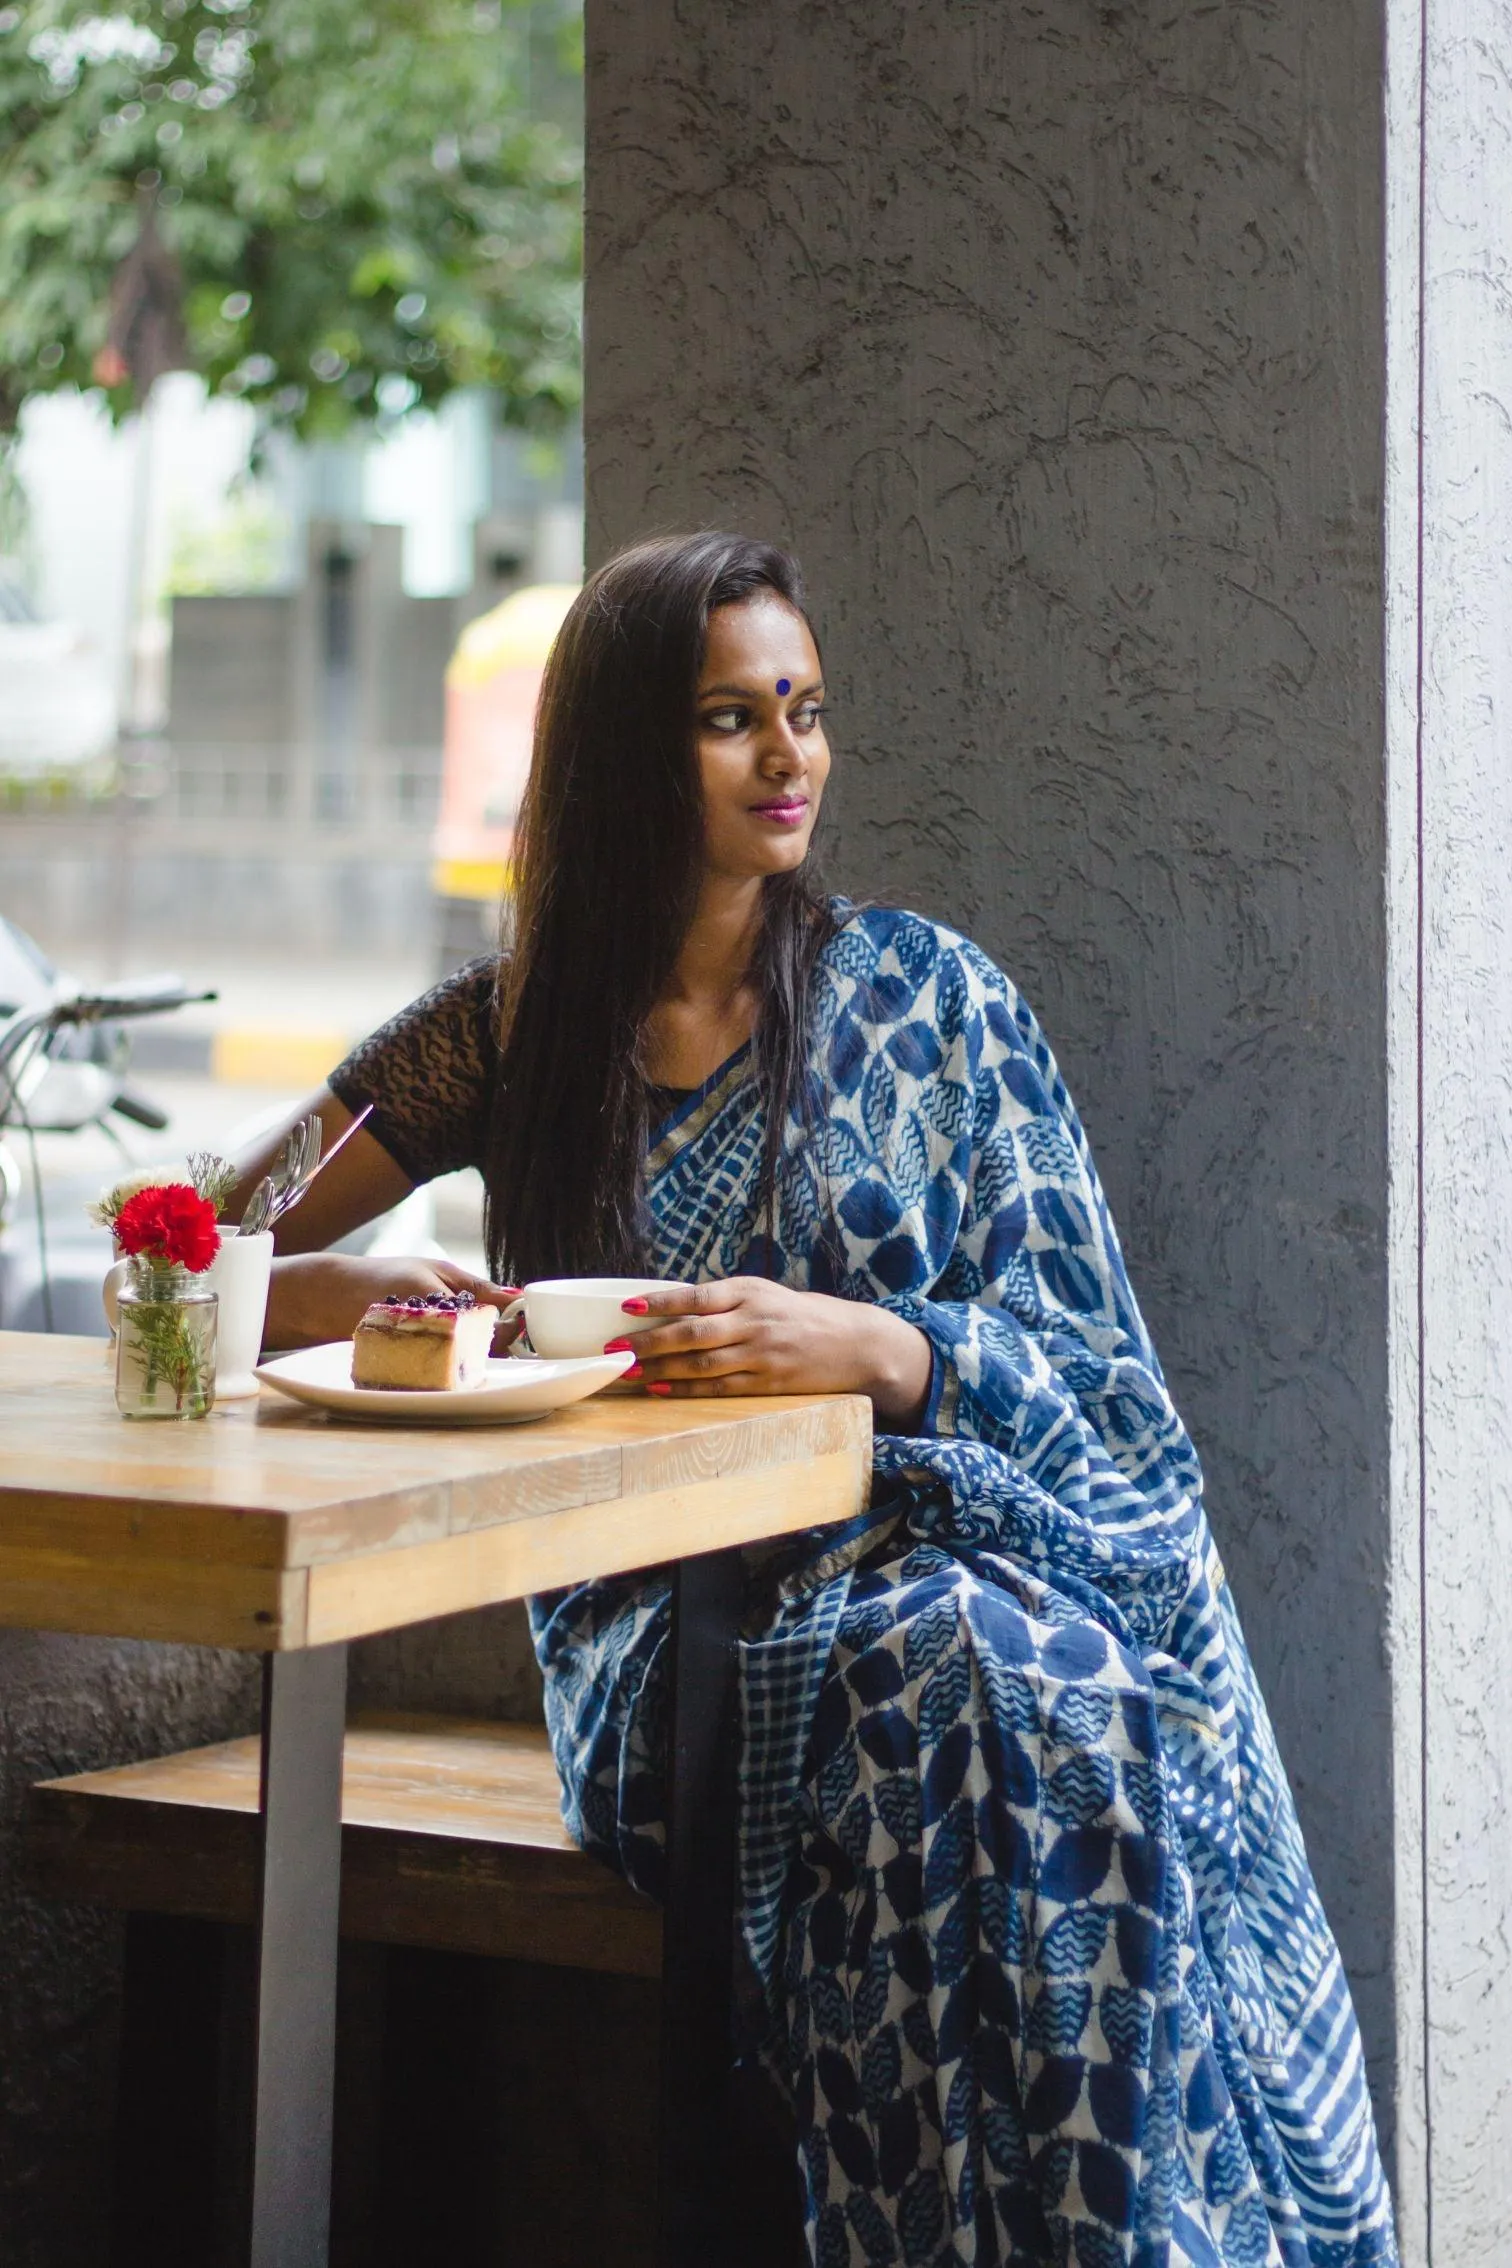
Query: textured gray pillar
xmin=586 ymin=0 xmax=1512 ymax=2251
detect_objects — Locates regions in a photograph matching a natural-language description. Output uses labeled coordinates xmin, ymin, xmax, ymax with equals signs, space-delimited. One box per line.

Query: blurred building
xmin=0 ymin=402 xmax=582 ymax=967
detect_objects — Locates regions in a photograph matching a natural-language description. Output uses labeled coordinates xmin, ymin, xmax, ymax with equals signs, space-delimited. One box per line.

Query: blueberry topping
xmin=377 ymin=1290 xmax=477 ymax=1312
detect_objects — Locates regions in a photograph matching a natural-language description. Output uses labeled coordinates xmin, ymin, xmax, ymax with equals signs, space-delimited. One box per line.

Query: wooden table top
xmin=0 ymin=1333 xmax=872 ymax=1652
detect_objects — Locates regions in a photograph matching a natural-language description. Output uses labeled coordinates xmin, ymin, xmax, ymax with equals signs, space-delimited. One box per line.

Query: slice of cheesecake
xmin=351 ymin=1291 xmax=497 ymax=1390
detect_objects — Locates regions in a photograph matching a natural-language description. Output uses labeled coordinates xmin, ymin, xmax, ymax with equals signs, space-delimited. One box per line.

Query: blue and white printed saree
xmin=528 ymin=904 xmax=1398 ymax=2268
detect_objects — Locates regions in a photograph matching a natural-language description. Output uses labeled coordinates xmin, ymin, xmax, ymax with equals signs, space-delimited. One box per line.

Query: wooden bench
xmin=23 ymin=1713 xmax=671 ymax=2264
xmin=23 ymin=1710 xmax=805 ymax=2267
xmin=24 ymin=1708 xmax=662 ymax=1978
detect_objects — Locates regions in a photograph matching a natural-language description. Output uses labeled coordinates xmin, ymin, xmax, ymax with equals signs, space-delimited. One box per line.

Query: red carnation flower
xmin=114 ymin=1183 xmax=221 ymax=1272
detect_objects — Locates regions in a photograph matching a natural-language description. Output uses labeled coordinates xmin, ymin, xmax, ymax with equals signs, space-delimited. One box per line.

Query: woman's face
xmin=695 ymin=596 xmax=829 ymax=883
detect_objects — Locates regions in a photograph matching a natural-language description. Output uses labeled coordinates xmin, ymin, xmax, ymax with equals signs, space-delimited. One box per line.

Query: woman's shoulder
xmin=822 ymin=899 xmax=1021 ymax=1018
xmin=376 ymin=952 xmax=503 ymax=1047
xmin=819 ymin=902 xmax=1072 ymax=1117
xmin=415 ymin=953 xmax=502 ymax=1019
xmin=328 ymin=952 xmax=496 ymax=1093
xmin=327 ymin=954 xmax=503 ymax=1183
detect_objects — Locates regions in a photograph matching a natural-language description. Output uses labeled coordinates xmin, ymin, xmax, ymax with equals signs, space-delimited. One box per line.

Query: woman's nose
xmin=757 ymin=715 xmax=805 ymax=773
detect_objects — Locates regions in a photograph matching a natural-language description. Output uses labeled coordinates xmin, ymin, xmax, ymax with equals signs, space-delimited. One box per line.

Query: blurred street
xmin=2 ymin=945 xmax=489 ymax=1336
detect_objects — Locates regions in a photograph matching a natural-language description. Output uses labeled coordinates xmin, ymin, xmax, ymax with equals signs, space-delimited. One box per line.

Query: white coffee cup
xmin=103 ymin=1229 xmax=274 ymax=1401
xmin=500 ymin=1276 xmax=676 ymax=1359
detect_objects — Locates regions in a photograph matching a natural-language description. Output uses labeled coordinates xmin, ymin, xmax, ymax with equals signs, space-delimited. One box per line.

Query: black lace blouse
xmin=328 ymin=957 xmax=695 ymax=1186
xmin=328 ymin=958 xmax=499 ymax=1184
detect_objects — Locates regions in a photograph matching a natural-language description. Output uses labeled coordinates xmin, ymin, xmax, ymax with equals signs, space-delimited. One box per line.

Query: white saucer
xmin=253 ymin=1342 xmax=635 ymax=1425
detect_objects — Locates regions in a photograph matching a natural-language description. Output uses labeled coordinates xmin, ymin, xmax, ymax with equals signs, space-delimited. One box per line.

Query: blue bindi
xmin=776 ymin=677 xmax=791 ymax=696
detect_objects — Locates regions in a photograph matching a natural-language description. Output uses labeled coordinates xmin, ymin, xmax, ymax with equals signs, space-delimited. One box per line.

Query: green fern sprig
xmin=126 ymin=1300 xmax=211 ymax=1414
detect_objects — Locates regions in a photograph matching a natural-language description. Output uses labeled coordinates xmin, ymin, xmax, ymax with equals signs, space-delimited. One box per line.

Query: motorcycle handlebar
xmin=0 ymin=986 xmax=219 ymax=1090
xmin=49 ymin=986 xmax=219 ymax=1025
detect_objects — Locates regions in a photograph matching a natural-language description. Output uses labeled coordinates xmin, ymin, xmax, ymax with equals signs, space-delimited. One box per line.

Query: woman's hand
xmin=611 ymin=1278 xmax=933 ymax=1429
xmin=264 ymin=1253 xmax=518 ymax=1352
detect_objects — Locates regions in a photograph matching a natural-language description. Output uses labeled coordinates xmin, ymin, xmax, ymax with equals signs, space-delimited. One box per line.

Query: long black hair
xmin=483 ymin=531 xmax=837 ymax=1282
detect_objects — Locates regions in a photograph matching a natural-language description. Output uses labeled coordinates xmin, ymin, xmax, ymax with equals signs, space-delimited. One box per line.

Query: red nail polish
xmin=603 ymin=1337 xmax=632 ymax=1354
xmin=622 ymin=1297 xmax=650 ymax=1314
xmin=646 ymin=1381 xmax=673 ymax=1396
xmin=623 ymin=1361 xmax=643 ymax=1379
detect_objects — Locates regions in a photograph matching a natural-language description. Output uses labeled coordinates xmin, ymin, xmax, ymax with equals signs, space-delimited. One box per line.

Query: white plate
xmin=254 ymin=1342 xmax=635 ymax=1424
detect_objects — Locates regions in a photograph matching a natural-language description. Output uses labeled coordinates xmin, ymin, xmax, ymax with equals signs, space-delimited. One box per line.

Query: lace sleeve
xmin=327 ymin=957 xmax=499 ymax=1185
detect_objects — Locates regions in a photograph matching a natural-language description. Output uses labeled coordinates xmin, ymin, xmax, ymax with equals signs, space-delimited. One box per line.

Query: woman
xmin=241 ymin=533 xmax=1397 ymax=2267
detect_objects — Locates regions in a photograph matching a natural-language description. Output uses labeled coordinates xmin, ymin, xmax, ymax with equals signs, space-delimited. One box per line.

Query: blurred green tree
xmin=0 ymin=0 xmax=582 ymax=438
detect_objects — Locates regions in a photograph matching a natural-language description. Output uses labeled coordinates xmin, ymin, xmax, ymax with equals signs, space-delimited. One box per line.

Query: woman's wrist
xmin=859 ymin=1305 xmax=934 ymax=1431
xmin=263 ymin=1253 xmax=330 ymax=1350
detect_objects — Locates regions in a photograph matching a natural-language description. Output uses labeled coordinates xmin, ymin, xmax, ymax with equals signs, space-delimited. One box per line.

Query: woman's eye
xmin=702 ymin=706 xmax=749 ymax=734
xmin=792 ymin=703 xmax=824 ymax=733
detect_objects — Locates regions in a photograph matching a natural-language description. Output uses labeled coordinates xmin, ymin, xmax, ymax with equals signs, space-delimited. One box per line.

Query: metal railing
xmin=120 ymin=742 xmax=444 ymax=831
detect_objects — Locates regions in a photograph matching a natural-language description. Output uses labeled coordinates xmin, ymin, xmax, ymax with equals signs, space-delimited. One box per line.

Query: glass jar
xmin=114 ymin=1258 xmax=218 ymax=1419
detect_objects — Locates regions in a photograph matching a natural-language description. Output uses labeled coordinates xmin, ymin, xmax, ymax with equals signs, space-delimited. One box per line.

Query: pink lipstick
xmin=750 ymin=795 xmax=809 ymax=826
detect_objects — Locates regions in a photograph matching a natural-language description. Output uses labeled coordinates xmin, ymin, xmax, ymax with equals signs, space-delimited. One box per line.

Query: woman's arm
xmin=223 ymin=963 xmax=510 ymax=1350
xmin=229 ymin=1083 xmax=513 ymax=1350
xmin=226 ymin=1085 xmax=413 ymax=1252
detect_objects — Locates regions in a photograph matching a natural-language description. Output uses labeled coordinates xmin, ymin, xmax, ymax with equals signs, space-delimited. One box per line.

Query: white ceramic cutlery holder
xmin=104 ymin=1230 xmax=274 ymax=1400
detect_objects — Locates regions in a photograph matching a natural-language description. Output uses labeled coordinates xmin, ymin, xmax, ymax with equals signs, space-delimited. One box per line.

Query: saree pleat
xmin=527 ymin=906 xmax=1398 ymax=2268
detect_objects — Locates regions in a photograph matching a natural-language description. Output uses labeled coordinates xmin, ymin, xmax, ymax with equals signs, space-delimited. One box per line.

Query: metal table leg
xmin=660 ymin=1546 xmax=744 ymax=2265
xmin=246 ymin=1644 xmax=348 ymax=2268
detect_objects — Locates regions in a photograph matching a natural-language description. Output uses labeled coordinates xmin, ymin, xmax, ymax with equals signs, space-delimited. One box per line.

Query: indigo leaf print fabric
xmin=527 ymin=906 xmax=1398 ymax=2267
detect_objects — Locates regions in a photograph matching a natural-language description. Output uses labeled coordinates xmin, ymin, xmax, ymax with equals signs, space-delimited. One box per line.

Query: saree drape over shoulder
xmin=521 ymin=905 xmax=1397 ymax=2268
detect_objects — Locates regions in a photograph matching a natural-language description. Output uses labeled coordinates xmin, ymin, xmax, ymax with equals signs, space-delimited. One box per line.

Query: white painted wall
xmin=1389 ymin=0 xmax=1512 ymax=2253
xmin=1384 ymin=0 xmax=1428 ymax=2246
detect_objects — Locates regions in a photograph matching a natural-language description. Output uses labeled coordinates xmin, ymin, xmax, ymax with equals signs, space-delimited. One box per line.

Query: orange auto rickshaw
xmin=432 ymin=582 xmax=579 ymax=970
